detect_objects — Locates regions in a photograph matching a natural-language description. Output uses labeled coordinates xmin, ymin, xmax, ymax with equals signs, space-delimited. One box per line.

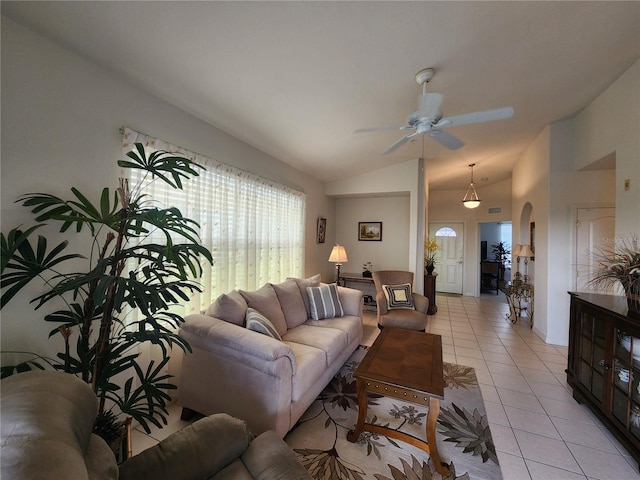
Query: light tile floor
xmin=133 ymin=293 xmax=640 ymax=480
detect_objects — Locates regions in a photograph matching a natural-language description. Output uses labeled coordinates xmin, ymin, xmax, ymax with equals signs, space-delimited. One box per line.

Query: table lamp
xmin=328 ymin=245 xmax=348 ymax=283
xmin=512 ymin=245 xmax=523 ymax=283
xmin=519 ymin=245 xmax=535 ymax=283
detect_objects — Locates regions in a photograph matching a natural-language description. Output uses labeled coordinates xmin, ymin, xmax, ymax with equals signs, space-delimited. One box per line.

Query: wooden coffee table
xmin=347 ymin=327 xmax=448 ymax=475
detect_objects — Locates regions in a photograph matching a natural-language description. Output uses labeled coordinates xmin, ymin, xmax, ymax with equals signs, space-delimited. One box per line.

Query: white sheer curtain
xmin=122 ymin=127 xmax=305 ymax=314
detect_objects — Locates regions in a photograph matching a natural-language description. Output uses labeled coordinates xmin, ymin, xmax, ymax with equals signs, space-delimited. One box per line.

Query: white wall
xmin=428 ymin=178 xmax=513 ymax=296
xmin=512 ymin=60 xmax=638 ymax=346
xmin=574 ymin=60 xmax=640 ymax=235
xmin=0 ymin=17 xmax=333 ymax=355
xmin=512 ymin=127 xmax=550 ymax=340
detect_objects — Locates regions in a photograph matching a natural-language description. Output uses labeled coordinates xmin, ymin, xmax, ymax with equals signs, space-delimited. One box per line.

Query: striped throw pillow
xmin=306 ymin=284 xmax=344 ymax=320
xmin=245 ymin=308 xmax=283 ymax=341
xmin=383 ymin=283 xmax=415 ymax=310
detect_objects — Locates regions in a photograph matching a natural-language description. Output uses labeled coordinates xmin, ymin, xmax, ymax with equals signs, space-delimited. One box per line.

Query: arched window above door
xmin=435 ymin=227 xmax=457 ymax=237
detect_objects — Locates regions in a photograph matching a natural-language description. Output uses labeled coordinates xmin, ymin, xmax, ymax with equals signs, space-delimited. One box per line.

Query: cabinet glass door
xmin=577 ymin=310 xmax=606 ymax=404
xmin=613 ymin=330 xmax=640 ymax=440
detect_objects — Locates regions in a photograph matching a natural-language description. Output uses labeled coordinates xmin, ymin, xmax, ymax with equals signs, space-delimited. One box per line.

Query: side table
xmin=502 ymin=282 xmax=534 ymax=328
xmin=339 ymin=272 xmax=376 ymax=310
xmin=423 ymin=274 xmax=438 ymax=314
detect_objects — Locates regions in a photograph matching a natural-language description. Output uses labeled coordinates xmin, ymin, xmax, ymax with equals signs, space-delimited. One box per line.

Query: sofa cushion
xmin=285 ymin=342 xmax=327 ymax=403
xmin=382 ymin=283 xmax=415 ymax=310
xmin=239 ymin=284 xmax=288 ymax=336
xmin=205 ymin=290 xmax=248 ymax=326
xmin=288 ymin=274 xmax=321 ymax=318
xmin=245 ymin=308 xmax=283 ymax=341
xmin=271 ymin=280 xmax=308 ymax=329
xmin=211 ymin=459 xmax=254 ymax=480
xmin=283 ymin=324 xmax=348 ymax=366
xmin=304 ymin=316 xmax=362 ymax=348
xmin=307 ymin=284 xmax=344 ymax=320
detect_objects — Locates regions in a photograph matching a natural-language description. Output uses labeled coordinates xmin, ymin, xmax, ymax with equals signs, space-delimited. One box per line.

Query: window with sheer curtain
xmin=122 ymin=128 xmax=305 ymax=315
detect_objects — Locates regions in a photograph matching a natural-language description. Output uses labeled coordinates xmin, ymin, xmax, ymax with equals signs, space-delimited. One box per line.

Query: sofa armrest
xmin=241 ymin=430 xmax=313 ymax=479
xmin=336 ymin=286 xmax=364 ymax=318
xmin=412 ymin=292 xmax=429 ymax=314
xmin=119 ymin=414 xmax=251 ymax=480
xmin=180 ymin=314 xmax=297 ymax=375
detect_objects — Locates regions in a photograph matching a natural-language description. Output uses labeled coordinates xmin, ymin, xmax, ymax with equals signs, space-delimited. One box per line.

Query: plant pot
xmin=362 ymin=270 xmax=372 ymax=278
xmin=425 ymin=264 xmax=435 ymax=275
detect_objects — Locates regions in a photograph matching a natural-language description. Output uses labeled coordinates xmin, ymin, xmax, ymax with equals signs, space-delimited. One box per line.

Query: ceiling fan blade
xmin=354 ymin=125 xmax=413 ymax=134
xmin=428 ymin=129 xmax=464 ymax=150
xmin=436 ymin=106 xmax=514 ymax=128
xmin=384 ymin=132 xmax=417 ymax=155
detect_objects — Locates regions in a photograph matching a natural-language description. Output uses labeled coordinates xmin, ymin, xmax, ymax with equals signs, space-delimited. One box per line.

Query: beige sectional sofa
xmin=1 ymin=370 xmax=312 ymax=480
xmin=178 ymin=275 xmax=364 ymax=438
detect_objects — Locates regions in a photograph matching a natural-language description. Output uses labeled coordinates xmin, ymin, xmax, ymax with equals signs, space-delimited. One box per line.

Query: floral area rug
xmin=285 ymin=347 xmax=502 ymax=480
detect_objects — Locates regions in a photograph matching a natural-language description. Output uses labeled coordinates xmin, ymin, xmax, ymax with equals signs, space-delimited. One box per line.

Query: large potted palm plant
xmin=1 ymin=144 xmax=213 ymax=448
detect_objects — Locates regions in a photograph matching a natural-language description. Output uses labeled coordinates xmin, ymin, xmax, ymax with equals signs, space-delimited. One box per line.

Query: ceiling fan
xmin=356 ymin=68 xmax=514 ymax=154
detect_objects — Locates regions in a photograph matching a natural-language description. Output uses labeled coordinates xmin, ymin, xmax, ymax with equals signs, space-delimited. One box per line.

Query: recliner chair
xmin=372 ymin=270 xmax=430 ymax=332
xmin=0 ymin=370 xmax=312 ymax=480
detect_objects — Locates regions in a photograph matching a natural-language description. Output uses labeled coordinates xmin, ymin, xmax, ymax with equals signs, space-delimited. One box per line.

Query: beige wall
xmin=334 ymin=196 xmax=411 ymax=276
xmin=511 ymin=59 xmax=638 ymax=346
xmin=1 ymin=17 xmax=333 ymax=355
xmin=326 ymin=159 xmax=424 ymax=289
xmin=574 ymin=60 xmax=640 ymax=235
xmin=428 ymin=179 xmax=513 ymax=297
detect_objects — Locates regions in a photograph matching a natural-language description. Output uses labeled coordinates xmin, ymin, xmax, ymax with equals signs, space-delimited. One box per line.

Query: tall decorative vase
xmin=426 ymin=264 xmax=435 ymax=275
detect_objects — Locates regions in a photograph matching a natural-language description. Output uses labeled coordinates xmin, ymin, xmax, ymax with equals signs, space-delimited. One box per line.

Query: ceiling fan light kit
xmin=462 ymin=163 xmax=481 ymax=209
xmin=356 ymin=67 xmax=514 ymax=155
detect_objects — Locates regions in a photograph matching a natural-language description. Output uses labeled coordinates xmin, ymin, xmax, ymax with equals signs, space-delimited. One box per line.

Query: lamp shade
xmin=328 ymin=245 xmax=348 ymax=263
xmin=461 ymin=163 xmax=481 ymax=209
xmin=513 ymin=245 xmax=523 ymax=256
xmin=519 ymin=245 xmax=534 ymax=258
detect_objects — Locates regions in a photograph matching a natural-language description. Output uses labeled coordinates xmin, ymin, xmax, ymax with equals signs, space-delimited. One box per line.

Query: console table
xmin=339 ymin=272 xmax=376 ymax=309
xmin=502 ymin=282 xmax=534 ymax=328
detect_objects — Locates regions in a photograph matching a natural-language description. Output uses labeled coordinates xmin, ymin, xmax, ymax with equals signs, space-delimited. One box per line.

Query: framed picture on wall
xmin=317 ymin=217 xmax=326 ymax=244
xmin=358 ymin=222 xmax=382 ymax=241
xmin=530 ymin=221 xmax=536 ymax=261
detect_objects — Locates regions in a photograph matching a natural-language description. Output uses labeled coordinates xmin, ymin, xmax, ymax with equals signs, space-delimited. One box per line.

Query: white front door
xmin=575 ymin=207 xmax=615 ymax=293
xmin=429 ymin=222 xmax=464 ymax=294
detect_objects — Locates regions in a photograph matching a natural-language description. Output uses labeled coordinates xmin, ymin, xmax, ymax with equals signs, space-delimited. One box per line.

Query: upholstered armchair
xmin=372 ymin=270 xmax=430 ymax=332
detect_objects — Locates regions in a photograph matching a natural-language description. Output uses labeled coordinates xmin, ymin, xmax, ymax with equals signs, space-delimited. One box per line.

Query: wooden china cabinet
xmin=567 ymin=292 xmax=640 ymax=467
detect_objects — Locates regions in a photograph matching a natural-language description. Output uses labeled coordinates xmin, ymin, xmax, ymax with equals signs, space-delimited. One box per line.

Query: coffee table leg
xmin=347 ymin=378 xmax=367 ymax=442
xmin=426 ymin=396 xmax=449 ymax=476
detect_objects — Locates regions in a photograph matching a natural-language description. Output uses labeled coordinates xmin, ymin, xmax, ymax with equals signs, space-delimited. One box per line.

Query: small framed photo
xmin=317 ymin=217 xmax=326 ymax=244
xmin=358 ymin=222 xmax=382 ymax=241
xmin=530 ymin=221 xmax=536 ymax=261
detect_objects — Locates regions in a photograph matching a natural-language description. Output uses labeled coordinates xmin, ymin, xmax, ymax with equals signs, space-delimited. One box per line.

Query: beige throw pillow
xmin=272 ymin=279 xmax=308 ymax=329
xmin=239 ymin=284 xmax=288 ymax=337
xmin=204 ymin=290 xmax=248 ymax=326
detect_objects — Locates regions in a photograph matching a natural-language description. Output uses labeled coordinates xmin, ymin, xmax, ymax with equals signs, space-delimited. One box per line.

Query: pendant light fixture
xmin=462 ymin=163 xmax=481 ymax=209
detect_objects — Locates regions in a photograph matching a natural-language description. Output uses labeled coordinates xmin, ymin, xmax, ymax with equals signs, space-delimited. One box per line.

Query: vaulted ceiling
xmin=3 ymin=1 xmax=639 ymax=190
